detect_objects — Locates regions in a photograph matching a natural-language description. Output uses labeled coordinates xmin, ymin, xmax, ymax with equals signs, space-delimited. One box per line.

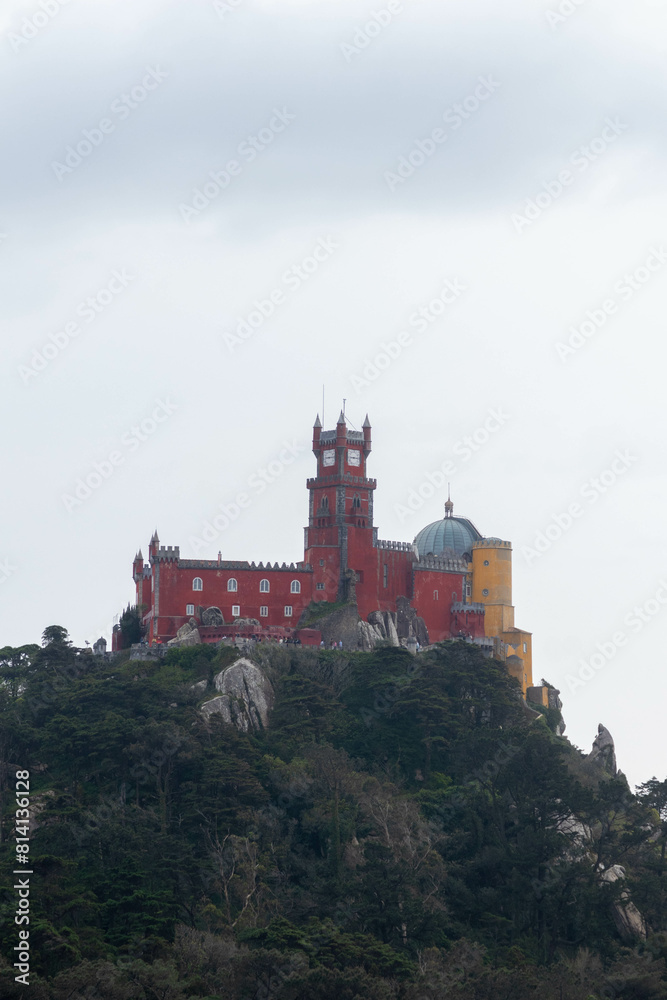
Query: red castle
xmin=117 ymin=413 xmax=534 ymax=694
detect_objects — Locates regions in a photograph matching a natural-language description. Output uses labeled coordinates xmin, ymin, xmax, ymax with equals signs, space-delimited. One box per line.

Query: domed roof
xmin=414 ymin=501 xmax=483 ymax=559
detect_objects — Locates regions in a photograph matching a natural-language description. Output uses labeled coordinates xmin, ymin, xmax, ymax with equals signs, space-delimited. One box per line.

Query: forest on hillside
xmin=1 ymin=629 xmax=667 ymax=999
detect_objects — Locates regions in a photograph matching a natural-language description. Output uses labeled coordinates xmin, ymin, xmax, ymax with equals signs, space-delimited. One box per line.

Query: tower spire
xmin=444 ymin=485 xmax=454 ymax=518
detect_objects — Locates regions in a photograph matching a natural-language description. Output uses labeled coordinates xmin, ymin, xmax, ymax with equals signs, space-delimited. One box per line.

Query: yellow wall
xmin=471 ymin=540 xmax=514 ymax=637
xmin=471 ymin=540 xmax=512 ymax=603
xmin=470 ymin=539 xmax=533 ymax=694
xmin=501 ymin=629 xmax=533 ymax=690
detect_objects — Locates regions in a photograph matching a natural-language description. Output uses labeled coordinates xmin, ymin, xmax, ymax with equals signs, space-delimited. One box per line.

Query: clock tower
xmin=304 ymin=411 xmax=377 ymax=601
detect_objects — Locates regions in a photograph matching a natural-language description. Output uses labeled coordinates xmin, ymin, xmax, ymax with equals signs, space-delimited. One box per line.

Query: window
xmin=466 ymin=583 xmax=471 ymax=597
xmin=523 ymin=642 xmax=527 ymax=654
xmin=483 ymin=560 xmax=489 ymax=566
xmin=433 ymin=590 xmax=439 ymax=601
xmin=231 ymin=605 xmax=240 ymax=617
xmin=482 ymin=588 xmax=489 ymax=597
xmin=284 ymin=605 xmax=293 ymax=617
xmin=186 ymin=604 xmax=194 ymax=616
xmin=193 ymin=577 xmax=203 ymax=591
xmin=227 ymin=578 xmax=238 ymax=592
xmin=383 ymin=564 xmax=388 ymax=588
xmin=290 ymin=580 xmax=301 ymax=594
xmin=260 ymin=579 xmax=270 ymax=593
xmin=260 ymin=606 xmax=268 ymax=617
xmin=319 ymin=559 xmax=324 ymax=566
xmin=316 ymin=582 xmax=325 ymax=590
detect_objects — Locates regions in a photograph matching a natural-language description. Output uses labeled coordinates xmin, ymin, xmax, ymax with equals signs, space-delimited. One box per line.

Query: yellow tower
xmin=471 ymin=538 xmax=533 ymax=693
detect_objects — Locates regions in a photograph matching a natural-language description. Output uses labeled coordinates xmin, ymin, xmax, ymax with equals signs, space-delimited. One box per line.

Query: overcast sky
xmin=2 ymin=0 xmax=667 ymax=788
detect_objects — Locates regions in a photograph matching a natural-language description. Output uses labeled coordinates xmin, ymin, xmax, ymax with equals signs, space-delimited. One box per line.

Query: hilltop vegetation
xmin=1 ymin=630 xmax=666 ymax=998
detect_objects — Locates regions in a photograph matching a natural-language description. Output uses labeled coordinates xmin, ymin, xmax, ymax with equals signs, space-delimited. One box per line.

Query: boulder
xmin=168 ymin=623 xmax=202 ymax=647
xmin=357 ymin=620 xmax=384 ymax=651
xmin=586 ymin=724 xmax=617 ymax=776
xmin=201 ymin=657 xmax=274 ymax=731
xmin=601 ymin=865 xmax=647 ymax=941
xmin=202 ymin=607 xmax=224 ymax=626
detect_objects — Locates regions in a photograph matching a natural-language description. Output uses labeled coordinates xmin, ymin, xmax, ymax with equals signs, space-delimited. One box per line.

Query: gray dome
xmin=414 ymin=513 xmax=483 ymax=559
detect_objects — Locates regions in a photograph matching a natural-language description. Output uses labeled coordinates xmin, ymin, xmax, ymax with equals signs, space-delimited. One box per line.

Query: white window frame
xmin=284 ymin=605 xmax=293 ymax=617
xmin=316 ymin=582 xmax=325 ymax=590
xmin=227 ymin=578 xmax=238 ymax=592
xmin=260 ymin=606 xmax=269 ymax=617
xmin=433 ymin=589 xmax=439 ymax=601
xmin=260 ymin=579 xmax=270 ymax=593
xmin=186 ymin=604 xmax=195 ymax=616
xmin=231 ymin=605 xmax=240 ymax=617
xmin=192 ymin=577 xmax=203 ymax=591
xmin=290 ymin=580 xmax=301 ymax=594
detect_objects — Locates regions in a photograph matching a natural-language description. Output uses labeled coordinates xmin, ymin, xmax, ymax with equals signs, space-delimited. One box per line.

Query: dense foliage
xmin=0 ymin=632 xmax=666 ymax=998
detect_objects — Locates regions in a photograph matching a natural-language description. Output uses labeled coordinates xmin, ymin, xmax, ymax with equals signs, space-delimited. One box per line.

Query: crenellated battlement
xmin=155 ymin=545 xmax=180 ymax=562
xmin=416 ymin=555 xmax=468 ymax=572
xmin=451 ymin=601 xmax=485 ymax=613
xmin=472 ymin=538 xmax=511 ymax=550
xmin=376 ymin=539 xmax=415 ymax=553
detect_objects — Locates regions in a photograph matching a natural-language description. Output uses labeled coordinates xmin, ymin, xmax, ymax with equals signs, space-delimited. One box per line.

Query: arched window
xmin=227 ymin=578 xmax=238 ymax=592
xmin=192 ymin=578 xmax=203 ymax=591
xmin=260 ymin=579 xmax=270 ymax=593
xmin=290 ymin=580 xmax=301 ymax=594
xmin=433 ymin=589 xmax=439 ymax=601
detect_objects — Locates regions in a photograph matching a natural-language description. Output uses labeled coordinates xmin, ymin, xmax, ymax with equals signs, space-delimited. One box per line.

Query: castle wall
xmin=150 ymin=559 xmax=313 ymax=641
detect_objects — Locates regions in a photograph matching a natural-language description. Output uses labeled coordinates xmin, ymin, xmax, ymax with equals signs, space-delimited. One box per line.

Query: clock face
xmin=323 ymin=449 xmax=336 ymax=467
xmin=348 ymin=449 xmax=361 ymax=467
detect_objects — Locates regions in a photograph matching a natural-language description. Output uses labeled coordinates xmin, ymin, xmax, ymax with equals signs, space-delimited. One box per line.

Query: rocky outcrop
xmin=368 ymin=611 xmax=400 ymax=646
xmin=358 ymin=620 xmax=385 ymax=651
xmin=395 ymin=596 xmax=430 ymax=646
xmin=200 ymin=658 xmax=274 ymax=732
xmin=167 ymin=622 xmax=202 ymax=647
xmin=601 ymin=865 xmax=647 ymax=941
xmin=586 ymin=724 xmax=617 ymax=776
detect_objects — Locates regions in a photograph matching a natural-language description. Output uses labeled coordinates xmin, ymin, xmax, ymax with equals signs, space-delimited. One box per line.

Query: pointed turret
xmin=336 ymin=409 xmax=346 ymax=447
xmin=363 ymin=413 xmax=372 ymax=453
xmin=313 ymin=414 xmax=322 ymax=450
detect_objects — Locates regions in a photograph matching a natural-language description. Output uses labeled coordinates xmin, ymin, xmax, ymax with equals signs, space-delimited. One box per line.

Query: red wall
xmin=151 ymin=561 xmax=313 ymax=641
xmin=412 ymin=569 xmax=464 ymax=642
